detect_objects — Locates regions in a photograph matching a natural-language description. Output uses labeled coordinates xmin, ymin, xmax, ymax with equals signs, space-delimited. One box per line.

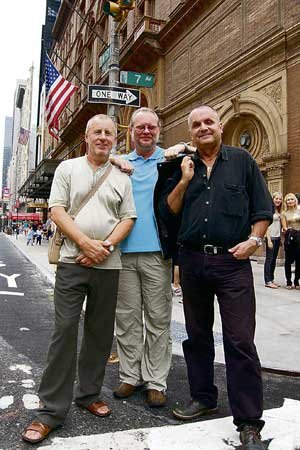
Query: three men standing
xmin=113 ymin=107 xmax=172 ymax=407
xmin=160 ymin=105 xmax=273 ymax=450
xmin=22 ymin=114 xmax=136 ymax=444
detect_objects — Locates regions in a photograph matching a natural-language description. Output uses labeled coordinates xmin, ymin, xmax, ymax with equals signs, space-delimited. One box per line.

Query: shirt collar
xmin=194 ymin=143 xmax=228 ymax=163
xmin=128 ymin=146 xmax=163 ymax=161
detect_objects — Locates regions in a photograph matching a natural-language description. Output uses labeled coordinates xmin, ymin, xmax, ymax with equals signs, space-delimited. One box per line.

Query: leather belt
xmin=181 ymin=243 xmax=229 ymax=255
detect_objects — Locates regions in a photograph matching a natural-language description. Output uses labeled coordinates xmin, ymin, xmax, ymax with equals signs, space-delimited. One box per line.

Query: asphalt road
xmin=0 ymin=234 xmax=300 ymax=450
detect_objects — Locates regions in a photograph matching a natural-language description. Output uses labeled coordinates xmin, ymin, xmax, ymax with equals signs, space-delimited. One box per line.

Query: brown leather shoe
xmin=85 ymin=401 xmax=112 ymax=417
xmin=146 ymin=389 xmax=166 ymax=407
xmin=22 ymin=421 xmax=52 ymax=444
xmin=113 ymin=382 xmax=137 ymax=398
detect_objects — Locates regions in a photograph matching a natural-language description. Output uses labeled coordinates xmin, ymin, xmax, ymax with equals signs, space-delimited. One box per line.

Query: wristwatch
xmin=248 ymin=236 xmax=263 ymax=247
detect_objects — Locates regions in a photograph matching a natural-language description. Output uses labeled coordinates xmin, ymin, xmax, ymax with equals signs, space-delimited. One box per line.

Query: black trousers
xmin=263 ymin=237 xmax=280 ymax=284
xmin=284 ymin=230 xmax=300 ymax=287
xmin=179 ymin=247 xmax=264 ymax=431
xmin=35 ymin=263 xmax=119 ymax=428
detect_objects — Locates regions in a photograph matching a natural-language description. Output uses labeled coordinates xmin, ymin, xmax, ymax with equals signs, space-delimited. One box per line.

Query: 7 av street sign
xmin=120 ymin=70 xmax=155 ymax=88
xmin=88 ymin=85 xmax=140 ymax=107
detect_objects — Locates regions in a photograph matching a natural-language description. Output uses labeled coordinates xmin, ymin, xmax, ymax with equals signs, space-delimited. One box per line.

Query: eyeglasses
xmin=134 ymin=125 xmax=158 ymax=133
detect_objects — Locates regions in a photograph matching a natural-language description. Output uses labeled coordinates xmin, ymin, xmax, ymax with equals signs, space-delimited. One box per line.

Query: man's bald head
xmin=85 ymin=114 xmax=117 ymax=137
xmin=188 ymin=105 xmax=220 ymax=130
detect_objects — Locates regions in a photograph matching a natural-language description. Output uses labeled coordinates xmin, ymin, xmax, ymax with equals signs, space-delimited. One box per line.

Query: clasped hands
xmin=76 ymin=239 xmax=113 ymax=267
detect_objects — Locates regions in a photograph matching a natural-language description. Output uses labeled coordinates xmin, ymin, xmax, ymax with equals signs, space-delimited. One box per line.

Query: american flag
xmin=18 ymin=127 xmax=30 ymax=145
xmin=45 ymin=54 xmax=78 ymax=139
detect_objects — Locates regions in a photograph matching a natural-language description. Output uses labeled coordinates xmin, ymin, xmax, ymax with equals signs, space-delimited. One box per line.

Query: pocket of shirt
xmin=222 ymin=183 xmax=245 ymax=217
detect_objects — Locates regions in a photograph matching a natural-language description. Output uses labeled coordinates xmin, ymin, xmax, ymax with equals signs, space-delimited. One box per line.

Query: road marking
xmin=0 ymin=291 xmax=24 ymax=296
xmin=9 ymin=364 xmax=32 ymax=374
xmin=21 ymin=379 xmax=35 ymax=388
xmin=22 ymin=394 xmax=39 ymax=409
xmin=0 ymin=396 xmax=14 ymax=409
xmin=0 ymin=273 xmax=21 ymax=288
xmin=40 ymin=398 xmax=300 ymax=450
xmin=20 ymin=327 xmax=30 ymax=331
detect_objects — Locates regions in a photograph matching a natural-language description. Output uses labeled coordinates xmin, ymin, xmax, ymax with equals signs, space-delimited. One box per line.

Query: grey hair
xmin=85 ymin=114 xmax=117 ymax=136
xmin=129 ymin=107 xmax=161 ymax=128
xmin=187 ymin=105 xmax=220 ymax=129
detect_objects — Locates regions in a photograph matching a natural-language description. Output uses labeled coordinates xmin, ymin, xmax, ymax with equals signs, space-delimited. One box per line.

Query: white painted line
xmin=21 ymin=379 xmax=35 ymax=388
xmin=0 ymin=291 xmax=24 ymax=296
xmin=22 ymin=394 xmax=39 ymax=410
xmin=20 ymin=327 xmax=30 ymax=331
xmin=9 ymin=364 xmax=32 ymax=375
xmin=0 ymin=396 xmax=14 ymax=409
xmin=40 ymin=398 xmax=300 ymax=450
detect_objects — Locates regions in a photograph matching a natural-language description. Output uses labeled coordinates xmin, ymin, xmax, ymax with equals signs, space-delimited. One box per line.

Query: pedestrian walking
xmin=21 ymin=114 xmax=136 ymax=444
xmin=264 ymin=192 xmax=282 ymax=288
xmin=113 ymin=107 xmax=173 ymax=408
xmin=158 ymin=105 xmax=273 ymax=450
xmin=281 ymin=193 xmax=300 ymax=289
xmin=36 ymin=227 xmax=43 ymax=245
xmin=26 ymin=228 xmax=34 ymax=246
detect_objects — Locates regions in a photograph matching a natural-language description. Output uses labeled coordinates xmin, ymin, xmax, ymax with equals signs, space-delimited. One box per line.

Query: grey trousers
xmin=35 ymin=262 xmax=119 ymax=428
xmin=116 ymin=252 xmax=172 ymax=391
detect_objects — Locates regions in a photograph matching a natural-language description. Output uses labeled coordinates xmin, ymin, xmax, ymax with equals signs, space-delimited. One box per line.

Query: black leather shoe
xmin=172 ymin=399 xmax=218 ymax=420
xmin=240 ymin=425 xmax=265 ymax=450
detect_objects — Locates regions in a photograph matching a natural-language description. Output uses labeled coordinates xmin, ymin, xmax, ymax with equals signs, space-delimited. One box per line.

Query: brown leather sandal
xmin=21 ymin=421 xmax=52 ymax=444
xmin=85 ymin=401 xmax=112 ymax=417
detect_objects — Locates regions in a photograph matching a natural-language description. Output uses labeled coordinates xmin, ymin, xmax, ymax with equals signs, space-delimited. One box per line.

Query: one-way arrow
xmin=88 ymin=85 xmax=140 ymax=107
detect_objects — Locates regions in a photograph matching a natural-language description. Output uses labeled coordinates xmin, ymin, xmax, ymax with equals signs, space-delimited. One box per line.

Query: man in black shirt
xmin=159 ymin=105 xmax=272 ymax=450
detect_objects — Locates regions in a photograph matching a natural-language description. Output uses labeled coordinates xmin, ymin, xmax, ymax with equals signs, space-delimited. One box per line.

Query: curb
xmin=4 ymin=234 xmax=55 ymax=287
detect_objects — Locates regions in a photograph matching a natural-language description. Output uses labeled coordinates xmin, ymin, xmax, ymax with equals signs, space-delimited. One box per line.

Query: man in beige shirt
xmin=22 ymin=114 xmax=136 ymax=444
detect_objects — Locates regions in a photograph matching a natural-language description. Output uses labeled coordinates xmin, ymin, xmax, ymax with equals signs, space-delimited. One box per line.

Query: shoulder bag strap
xmin=71 ymin=163 xmax=113 ymax=219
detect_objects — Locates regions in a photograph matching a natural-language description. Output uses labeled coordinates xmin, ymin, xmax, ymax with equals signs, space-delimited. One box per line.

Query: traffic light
xmin=119 ymin=0 xmax=135 ymax=9
xmin=103 ymin=1 xmax=135 ymax=22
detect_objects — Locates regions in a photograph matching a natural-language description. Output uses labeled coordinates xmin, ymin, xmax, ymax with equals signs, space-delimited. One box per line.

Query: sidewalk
xmin=4 ymin=232 xmax=300 ymax=374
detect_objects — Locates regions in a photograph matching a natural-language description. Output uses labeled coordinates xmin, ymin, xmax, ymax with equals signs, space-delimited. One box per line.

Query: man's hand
xmin=76 ymin=240 xmax=114 ymax=267
xmin=77 ymin=238 xmax=110 ymax=264
xmin=228 ymin=239 xmax=258 ymax=259
xmin=164 ymin=144 xmax=196 ymax=160
xmin=110 ymin=156 xmax=134 ymax=175
xmin=181 ymin=156 xmax=195 ymax=182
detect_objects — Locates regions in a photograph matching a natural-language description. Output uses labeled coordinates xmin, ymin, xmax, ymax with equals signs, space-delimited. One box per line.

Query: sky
xmin=0 ymin=0 xmax=46 ymax=191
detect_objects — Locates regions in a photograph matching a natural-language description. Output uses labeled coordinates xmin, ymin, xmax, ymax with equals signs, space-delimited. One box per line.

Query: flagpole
xmin=50 ymin=50 xmax=87 ymax=87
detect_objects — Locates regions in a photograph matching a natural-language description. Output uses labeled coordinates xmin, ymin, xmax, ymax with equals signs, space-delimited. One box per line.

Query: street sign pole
xmin=108 ymin=18 xmax=120 ymax=153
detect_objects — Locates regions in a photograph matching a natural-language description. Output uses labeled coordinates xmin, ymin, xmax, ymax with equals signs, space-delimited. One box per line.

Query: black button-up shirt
xmin=158 ymin=145 xmax=273 ymax=249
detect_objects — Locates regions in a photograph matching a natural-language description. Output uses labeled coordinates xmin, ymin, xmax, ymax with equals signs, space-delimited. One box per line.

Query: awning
xmin=18 ymin=159 xmax=61 ymax=200
xmin=7 ymin=212 xmax=42 ymax=221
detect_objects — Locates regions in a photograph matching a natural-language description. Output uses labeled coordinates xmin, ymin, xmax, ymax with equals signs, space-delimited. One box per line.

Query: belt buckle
xmin=204 ymin=244 xmax=217 ymax=255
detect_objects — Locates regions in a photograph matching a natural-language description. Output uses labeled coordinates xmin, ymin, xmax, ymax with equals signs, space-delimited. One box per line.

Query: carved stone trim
xmin=259 ymin=80 xmax=282 ymax=111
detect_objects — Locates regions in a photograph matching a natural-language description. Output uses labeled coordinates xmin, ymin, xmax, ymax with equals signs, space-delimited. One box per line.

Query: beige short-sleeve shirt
xmin=49 ymin=156 xmax=137 ymax=269
xmin=281 ymin=209 xmax=300 ymax=231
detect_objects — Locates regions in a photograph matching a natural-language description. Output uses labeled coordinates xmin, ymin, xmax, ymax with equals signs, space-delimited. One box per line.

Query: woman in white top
xmin=281 ymin=193 xmax=300 ymax=289
xmin=264 ymin=192 xmax=282 ymax=288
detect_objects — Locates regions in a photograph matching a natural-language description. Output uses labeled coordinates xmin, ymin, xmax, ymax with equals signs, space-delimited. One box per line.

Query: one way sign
xmin=88 ymin=85 xmax=140 ymax=107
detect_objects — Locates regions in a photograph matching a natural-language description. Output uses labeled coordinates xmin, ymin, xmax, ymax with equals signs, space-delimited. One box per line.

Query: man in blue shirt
xmin=113 ymin=107 xmax=172 ymax=407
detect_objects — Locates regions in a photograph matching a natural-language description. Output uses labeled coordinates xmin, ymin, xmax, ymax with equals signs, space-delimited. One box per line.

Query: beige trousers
xmin=116 ymin=252 xmax=172 ymax=391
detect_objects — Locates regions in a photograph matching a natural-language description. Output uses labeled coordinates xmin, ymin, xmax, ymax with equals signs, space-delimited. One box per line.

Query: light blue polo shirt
xmin=120 ymin=147 xmax=164 ymax=253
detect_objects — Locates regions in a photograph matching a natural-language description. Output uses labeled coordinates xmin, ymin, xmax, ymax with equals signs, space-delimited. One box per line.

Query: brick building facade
xmin=41 ymin=0 xmax=300 ymax=196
